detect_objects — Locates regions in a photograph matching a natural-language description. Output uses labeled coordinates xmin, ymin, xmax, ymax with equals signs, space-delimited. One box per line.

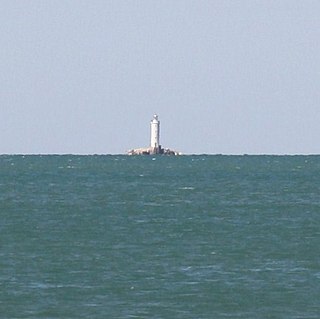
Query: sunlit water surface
xmin=1 ymin=155 xmax=319 ymax=318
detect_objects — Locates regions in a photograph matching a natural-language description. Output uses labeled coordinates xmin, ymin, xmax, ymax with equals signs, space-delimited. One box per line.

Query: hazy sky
xmin=1 ymin=0 xmax=320 ymax=154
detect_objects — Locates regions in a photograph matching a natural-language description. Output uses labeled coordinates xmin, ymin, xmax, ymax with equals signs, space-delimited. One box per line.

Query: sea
xmin=1 ymin=155 xmax=319 ymax=319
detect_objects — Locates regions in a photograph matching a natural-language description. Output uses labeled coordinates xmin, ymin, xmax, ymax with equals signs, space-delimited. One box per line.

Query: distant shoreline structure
xmin=127 ymin=115 xmax=181 ymax=156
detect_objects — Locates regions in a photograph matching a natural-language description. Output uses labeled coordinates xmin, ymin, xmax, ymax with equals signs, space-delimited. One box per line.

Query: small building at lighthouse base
xmin=127 ymin=146 xmax=181 ymax=156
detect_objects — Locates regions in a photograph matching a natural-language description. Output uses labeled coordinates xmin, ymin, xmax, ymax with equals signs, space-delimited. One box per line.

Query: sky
xmin=1 ymin=0 xmax=320 ymax=154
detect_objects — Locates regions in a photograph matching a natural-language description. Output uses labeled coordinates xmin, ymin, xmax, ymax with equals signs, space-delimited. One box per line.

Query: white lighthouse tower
xmin=150 ymin=114 xmax=160 ymax=154
xmin=127 ymin=114 xmax=180 ymax=155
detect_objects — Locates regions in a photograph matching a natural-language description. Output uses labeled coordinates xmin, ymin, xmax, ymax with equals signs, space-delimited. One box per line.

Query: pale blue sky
xmin=1 ymin=0 xmax=319 ymax=154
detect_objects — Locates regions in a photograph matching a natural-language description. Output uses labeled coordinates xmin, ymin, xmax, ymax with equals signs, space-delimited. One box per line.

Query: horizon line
xmin=1 ymin=153 xmax=320 ymax=156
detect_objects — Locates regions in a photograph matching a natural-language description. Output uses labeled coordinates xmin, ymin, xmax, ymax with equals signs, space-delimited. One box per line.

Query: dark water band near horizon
xmin=1 ymin=155 xmax=319 ymax=318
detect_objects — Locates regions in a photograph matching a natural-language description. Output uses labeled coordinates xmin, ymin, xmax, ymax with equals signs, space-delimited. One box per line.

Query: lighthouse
xmin=127 ymin=114 xmax=180 ymax=155
xmin=150 ymin=114 xmax=160 ymax=154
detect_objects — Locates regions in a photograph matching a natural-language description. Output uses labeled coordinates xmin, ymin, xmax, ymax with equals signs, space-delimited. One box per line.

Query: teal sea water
xmin=1 ymin=155 xmax=319 ymax=318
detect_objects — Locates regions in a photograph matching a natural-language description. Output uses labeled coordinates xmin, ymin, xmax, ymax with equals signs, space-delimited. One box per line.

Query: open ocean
xmin=1 ymin=155 xmax=319 ymax=318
